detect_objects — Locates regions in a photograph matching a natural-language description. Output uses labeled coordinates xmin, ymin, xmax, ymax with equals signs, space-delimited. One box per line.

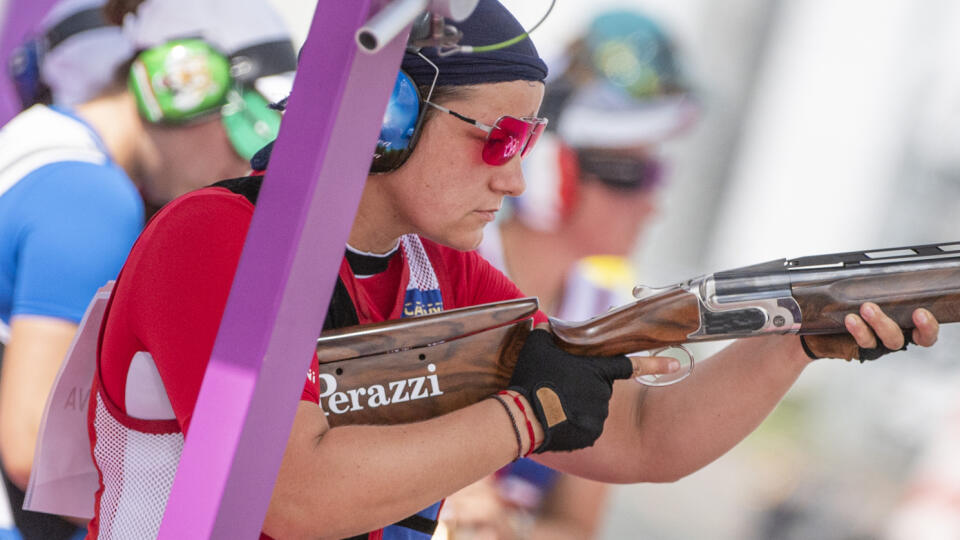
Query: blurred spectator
xmin=0 ymin=0 xmax=296 ymax=537
xmin=7 ymin=0 xmax=132 ymax=109
xmin=440 ymin=9 xmax=698 ymax=539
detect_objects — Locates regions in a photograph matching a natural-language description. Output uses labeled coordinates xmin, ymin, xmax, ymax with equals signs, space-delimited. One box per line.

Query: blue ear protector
xmin=7 ymin=6 xmax=110 ymax=109
xmin=8 ymin=39 xmax=46 ymax=108
xmin=370 ymin=69 xmax=426 ymax=173
xmin=256 ymin=68 xmax=425 ymax=173
xmin=262 ymin=35 xmax=432 ymax=173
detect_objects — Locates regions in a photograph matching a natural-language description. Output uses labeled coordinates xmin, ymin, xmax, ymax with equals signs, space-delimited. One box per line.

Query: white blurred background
xmin=513 ymin=2 xmax=960 ymax=539
xmin=263 ymin=0 xmax=960 ymax=538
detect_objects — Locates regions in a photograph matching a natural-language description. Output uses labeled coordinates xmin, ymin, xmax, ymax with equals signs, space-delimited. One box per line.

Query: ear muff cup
xmin=8 ymin=39 xmax=49 ymax=109
xmin=370 ymin=69 xmax=426 ymax=174
xmin=128 ymin=39 xmax=232 ymax=124
xmin=221 ymin=87 xmax=282 ymax=161
xmin=129 ymin=38 xmax=287 ymax=161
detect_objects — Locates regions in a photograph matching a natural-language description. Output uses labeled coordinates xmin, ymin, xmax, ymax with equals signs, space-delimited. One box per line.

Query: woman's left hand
xmin=802 ymin=303 xmax=940 ymax=361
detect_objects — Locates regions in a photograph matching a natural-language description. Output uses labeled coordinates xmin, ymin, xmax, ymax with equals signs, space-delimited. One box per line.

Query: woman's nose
xmin=491 ymin=158 xmax=526 ymax=196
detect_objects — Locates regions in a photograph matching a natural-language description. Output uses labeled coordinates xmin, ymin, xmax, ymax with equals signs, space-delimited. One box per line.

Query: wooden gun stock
xmin=316 ymin=241 xmax=960 ymax=427
xmin=315 ymin=298 xmax=536 ymax=427
xmin=315 ymin=287 xmax=707 ymax=427
xmin=549 ymin=287 xmax=701 ymax=357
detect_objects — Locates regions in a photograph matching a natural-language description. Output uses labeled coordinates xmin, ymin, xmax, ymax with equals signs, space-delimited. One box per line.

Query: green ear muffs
xmin=220 ymin=87 xmax=282 ymax=161
xmin=128 ymin=38 xmax=232 ymax=123
xmin=129 ymin=38 xmax=284 ymax=160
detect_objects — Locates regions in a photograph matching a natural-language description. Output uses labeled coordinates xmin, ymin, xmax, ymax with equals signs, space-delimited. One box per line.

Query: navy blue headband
xmin=402 ymin=0 xmax=548 ymax=87
xmin=251 ymin=0 xmax=546 ymax=171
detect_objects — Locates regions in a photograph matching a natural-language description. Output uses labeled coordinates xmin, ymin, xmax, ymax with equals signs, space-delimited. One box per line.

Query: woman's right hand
xmin=507 ymin=329 xmax=679 ymax=453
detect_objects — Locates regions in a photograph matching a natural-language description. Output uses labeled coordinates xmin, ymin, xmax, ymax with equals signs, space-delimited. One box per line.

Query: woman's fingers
xmin=861 ymin=302 xmax=909 ymax=350
xmin=912 ymin=308 xmax=939 ymax=347
xmin=629 ymin=354 xmax=681 ymax=377
xmin=846 ymin=303 xmax=941 ymax=351
xmin=844 ymin=314 xmax=878 ymax=350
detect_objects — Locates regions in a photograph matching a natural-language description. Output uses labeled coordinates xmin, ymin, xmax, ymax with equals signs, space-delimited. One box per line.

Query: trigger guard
xmin=630 ymin=345 xmax=695 ymax=386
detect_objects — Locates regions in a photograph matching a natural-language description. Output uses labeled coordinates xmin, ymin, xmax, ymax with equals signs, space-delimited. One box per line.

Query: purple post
xmin=158 ymin=1 xmax=408 ymax=538
xmin=0 ymin=0 xmax=60 ymax=124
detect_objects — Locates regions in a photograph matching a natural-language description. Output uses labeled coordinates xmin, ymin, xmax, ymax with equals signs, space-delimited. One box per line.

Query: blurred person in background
xmin=0 ymin=0 xmax=296 ymax=537
xmin=440 ymin=9 xmax=698 ymax=539
xmin=7 ymin=0 xmax=132 ymax=111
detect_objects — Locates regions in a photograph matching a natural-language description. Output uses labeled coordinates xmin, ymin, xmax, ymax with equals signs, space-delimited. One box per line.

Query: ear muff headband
xmin=129 ymin=38 xmax=232 ymax=123
xmin=370 ymin=69 xmax=426 ymax=173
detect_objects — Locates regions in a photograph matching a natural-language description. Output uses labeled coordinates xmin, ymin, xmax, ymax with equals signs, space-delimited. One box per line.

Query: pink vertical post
xmin=158 ymin=1 xmax=409 ymax=538
xmin=0 ymin=0 xmax=59 ymax=124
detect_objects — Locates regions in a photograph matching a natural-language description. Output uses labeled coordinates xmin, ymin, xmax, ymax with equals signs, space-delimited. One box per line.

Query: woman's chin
xmin=431 ymin=230 xmax=484 ymax=252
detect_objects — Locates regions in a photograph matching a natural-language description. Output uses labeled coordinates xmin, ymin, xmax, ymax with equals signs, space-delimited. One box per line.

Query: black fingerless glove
xmin=509 ymin=329 xmax=634 ymax=453
xmin=801 ymin=330 xmax=913 ymax=362
xmin=857 ymin=333 xmax=911 ymax=361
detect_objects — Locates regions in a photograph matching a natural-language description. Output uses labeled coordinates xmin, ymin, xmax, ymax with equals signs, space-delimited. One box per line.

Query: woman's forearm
xmin=538 ymin=335 xmax=809 ymax=483
xmin=264 ymin=397 xmax=538 ymax=540
xmin=0 ymin=317 xmax=78 ymax=488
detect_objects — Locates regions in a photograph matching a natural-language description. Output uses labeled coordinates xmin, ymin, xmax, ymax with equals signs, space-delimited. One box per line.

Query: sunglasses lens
xmin=521 ymin=121 xmax=546 ymax=157
xmin=638 ymin=159 xmax=664 ymax=190
xmin=577 ymin=151 xmax=665 ymax=191
xmin=482 ymin=116 xmax=530 ymax=166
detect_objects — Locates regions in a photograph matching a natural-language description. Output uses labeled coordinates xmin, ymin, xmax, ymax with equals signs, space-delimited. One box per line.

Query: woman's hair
xmin=103 ymin=0 xmax=146 ymax=25
xmin=401 ymin=0 xmax=547 ymax=89
xmin=101 ymin=0 xmax=144 ymax=89
xmin=417 ymin=85 xmax=473 ymax=121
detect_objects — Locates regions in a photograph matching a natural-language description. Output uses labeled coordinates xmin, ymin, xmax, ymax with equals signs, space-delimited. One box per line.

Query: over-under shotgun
xmin=316 ymin=241 xmax=960 ymax=426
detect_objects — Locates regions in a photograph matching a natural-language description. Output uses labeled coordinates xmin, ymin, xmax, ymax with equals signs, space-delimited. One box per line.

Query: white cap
xmin=557 ymin=81 xmax=698 ymax=149
xmin=122 ymin=0 xmax=291 ymax=55
xmin=39 ymin=0 xmax=133 ymax=107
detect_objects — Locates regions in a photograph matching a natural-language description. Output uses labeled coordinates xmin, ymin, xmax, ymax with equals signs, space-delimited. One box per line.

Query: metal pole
xmin=158 ymin=1 xmax=409 ymax=537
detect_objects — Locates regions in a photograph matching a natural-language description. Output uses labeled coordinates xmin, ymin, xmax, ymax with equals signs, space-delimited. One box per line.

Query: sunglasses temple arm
xmin=424 ymin=101 xmax=494 ymax=133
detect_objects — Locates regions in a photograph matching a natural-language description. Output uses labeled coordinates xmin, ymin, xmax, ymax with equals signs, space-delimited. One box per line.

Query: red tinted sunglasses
xmin=425 ymin=101 xmax=548 ymax=166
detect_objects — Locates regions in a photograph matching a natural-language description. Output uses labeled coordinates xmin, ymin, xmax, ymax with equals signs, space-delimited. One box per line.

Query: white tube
xmin=356 ymin=0 xmax=429 ymax=54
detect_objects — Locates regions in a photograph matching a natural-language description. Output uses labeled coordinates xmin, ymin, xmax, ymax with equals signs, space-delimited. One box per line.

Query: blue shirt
xmin=0 ymin=106 xmax=143 ymax=326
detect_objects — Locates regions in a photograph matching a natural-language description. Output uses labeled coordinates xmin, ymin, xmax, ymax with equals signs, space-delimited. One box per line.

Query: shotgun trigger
xmin=631 ymin=345 xmax=694 ymax=387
